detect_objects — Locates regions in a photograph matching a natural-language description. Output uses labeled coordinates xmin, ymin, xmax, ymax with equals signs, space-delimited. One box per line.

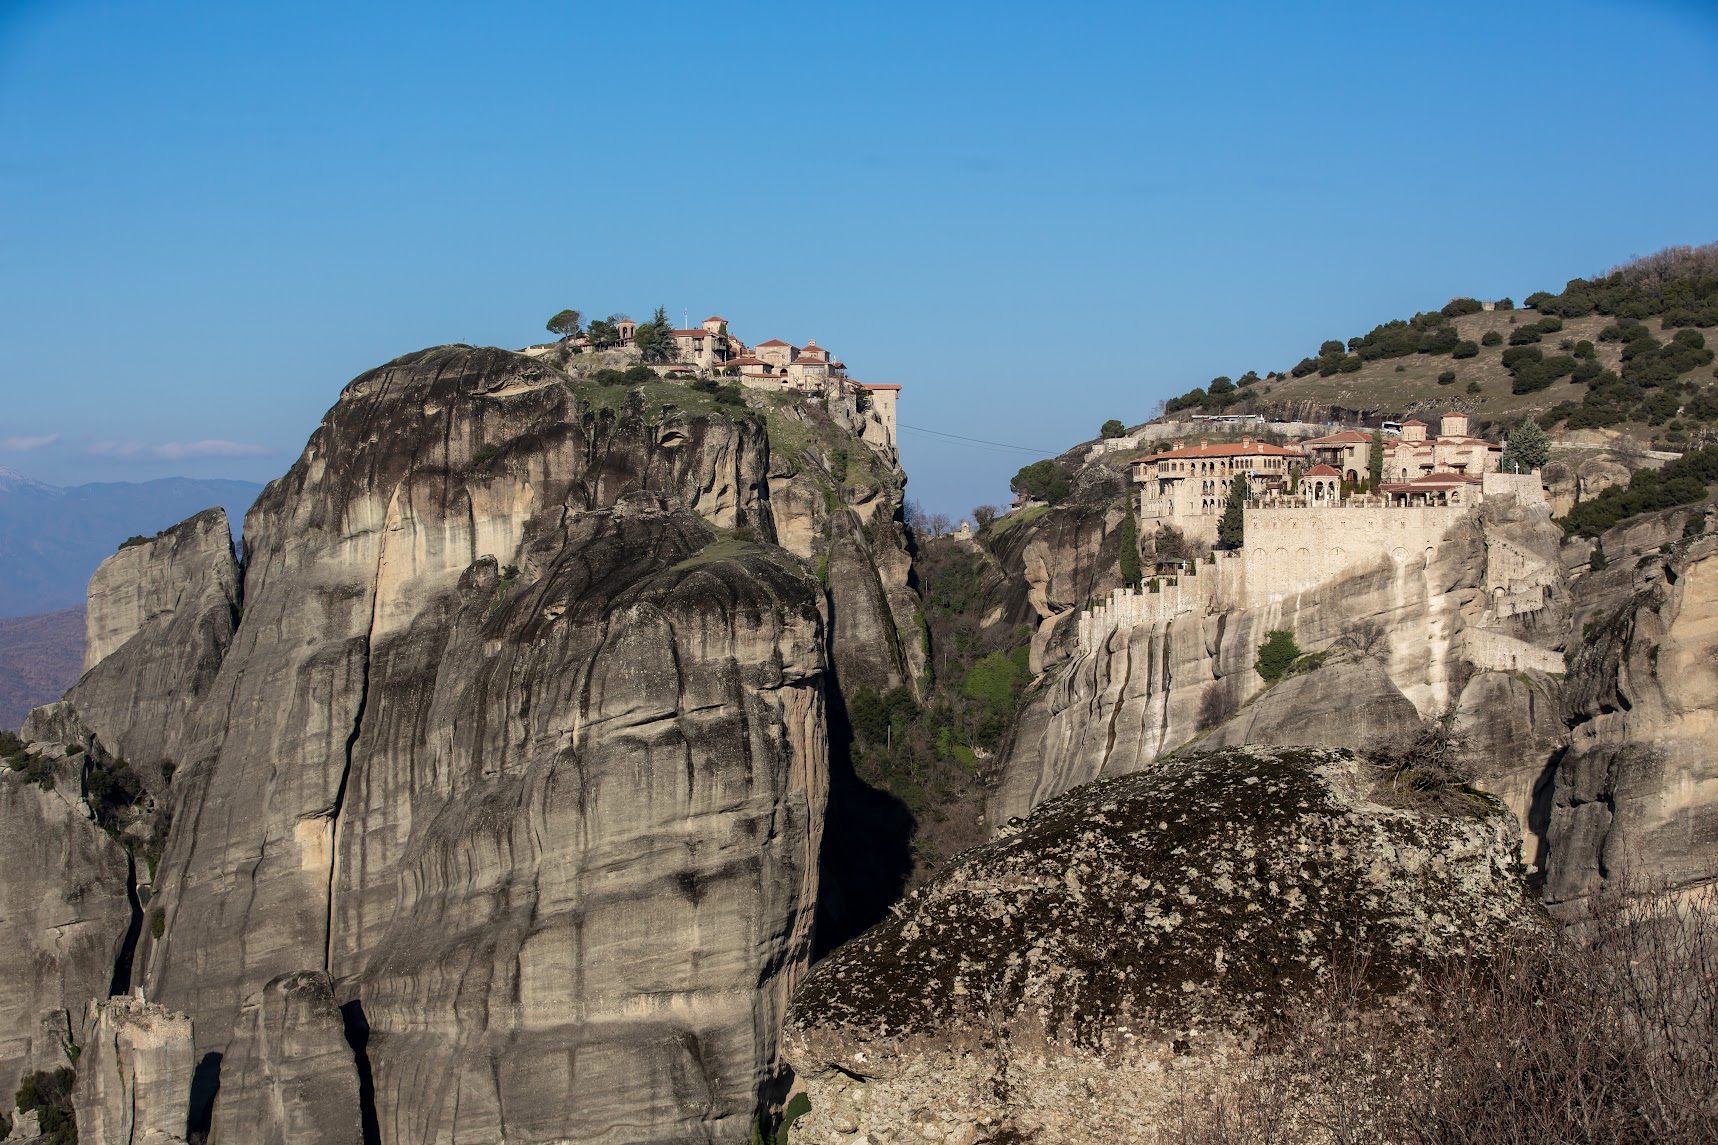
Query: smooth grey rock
xmin=108 ymin=348 xmax=838 ymax=1142
xmin=216 ymin=972 xmax=361 ymax=1145
xmin=74 ymin=994 xmax=196 ymax=1145
xmin=0 ymin=762 xmax=132 ymax=1108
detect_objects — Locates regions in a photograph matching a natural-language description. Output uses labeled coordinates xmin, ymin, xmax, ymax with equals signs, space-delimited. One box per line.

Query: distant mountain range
xmin=0 ymin=468 xmax=261 ymax=617
xmin=0 ymin=607 xmax=83 ymax=730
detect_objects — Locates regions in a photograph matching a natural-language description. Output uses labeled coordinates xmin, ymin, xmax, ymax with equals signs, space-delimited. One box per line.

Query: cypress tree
xmin=1368 ymin=430 xmax=1385 ymax=490
xmin=1119 ymin=506 xmax=1142 ymax=588
xmin=1218 ymin=474 xmax=1248 ymax=548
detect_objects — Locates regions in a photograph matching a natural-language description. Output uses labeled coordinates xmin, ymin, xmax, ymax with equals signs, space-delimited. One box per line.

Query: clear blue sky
xmin=3 ymin=1 xmax=1715 ymax=515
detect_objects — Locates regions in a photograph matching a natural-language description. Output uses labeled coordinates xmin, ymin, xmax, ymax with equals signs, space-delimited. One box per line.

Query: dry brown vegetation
xmin=1172 ymin=887 xmax=1718 ymax=1144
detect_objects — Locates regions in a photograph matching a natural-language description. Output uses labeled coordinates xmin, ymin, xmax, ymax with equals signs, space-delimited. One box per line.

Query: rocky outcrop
xmin=990 ymin=493 xmax=1570 ymax=850
xmin=784 ymin=746 xmax=1540 ymax=1144
xmin=74 ymin=994 xmax=196 ymax=1145
xmin=216 ymin=973 xmax=363 ymax=1144
xmin=0 ymin=758 xmax=133 ymax=1113
xmin=1549 ymin=538 xmax=1718 ymax=906
xmin=3 ymin=345 xmax=922 ymax=1142
xmin=63 ymin=508 xmax=240 ymax=787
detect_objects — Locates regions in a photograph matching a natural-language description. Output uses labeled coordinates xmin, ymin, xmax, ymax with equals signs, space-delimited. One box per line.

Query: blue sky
xmin=2 ymin=1 xmax=1715 ymax=515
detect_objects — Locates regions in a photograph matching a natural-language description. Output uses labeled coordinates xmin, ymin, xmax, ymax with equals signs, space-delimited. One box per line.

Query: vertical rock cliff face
xmin=991 ymin=494 xmax=1572 ymax=864
xmin=0 ymin=758 xmax=133 ymax=1107
xmin=11 ymin=346 xmax=914 ymax=1142
xmin=1550 ymin=537 xmax=1718 ymax=905
xmin=74 ymin=994 xmax=197 ymax=1145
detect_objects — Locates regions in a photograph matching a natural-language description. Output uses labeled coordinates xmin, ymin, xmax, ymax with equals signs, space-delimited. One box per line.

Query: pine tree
xmin=1590 ymin=536 xmax=1608 ymax=570
xmin=1218 ymin=474 xmax=1248 ymax=548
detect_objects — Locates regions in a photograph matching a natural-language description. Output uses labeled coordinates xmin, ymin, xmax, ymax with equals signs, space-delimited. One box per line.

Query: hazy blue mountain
xmin=0 ymin=468 xmax=261 ymax=617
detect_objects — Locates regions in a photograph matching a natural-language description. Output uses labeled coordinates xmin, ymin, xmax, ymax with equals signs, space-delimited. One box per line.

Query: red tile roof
xmin=671 ymin=329 xmax=707 ymax=337
xmin=1401 ymin=419 xmax=1428 ymax=427
xmin=1303 ymin=431 xmax=1373 ymax=445
xmin=705 ymin=315 xmax=727 ymax=323
xmin=1135 ymin=442 xmax=1304 ymax=463
xmin=1305 ymin=464 xmax=1341 ymax=477
xmin=860 ymin=383 xmax=902 ymax=391
xmin=757 ymin=339 xmax=792 ymax=347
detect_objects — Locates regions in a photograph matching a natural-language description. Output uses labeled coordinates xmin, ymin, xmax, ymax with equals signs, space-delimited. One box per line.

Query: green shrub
xmin=1466 ymin=381 xmax=1483 ymax=394
xmin=1451 ymin=340 xmax=1479 ymax=359
xmin=1100 ymin=419 xmax=1126 ymax=439
xmin=1010 ymin=460 xmax=1072 ymax=505
xmin=1441 ymin=298 xmax=1484 ymax=318
xmin=1481 ymin=330 xmax=1504 ymax=346
xmin=1438 ymin=370 xmax=1457 ymax=386
xmin=15 ymin=1067 xmax=76 ymax=1144
xmin=1338 ymin=354 xmax=1363 ymax=373
xmin=1537 ymin=315 xmax=1565 ymax=333
xmin=1509 ymin=326 xmax=1543 ymax=346
xmin=1255 ymin=630 xmax=1303 ymax=682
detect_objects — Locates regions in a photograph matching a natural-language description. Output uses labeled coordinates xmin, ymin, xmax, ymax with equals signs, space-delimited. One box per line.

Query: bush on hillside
xmin=1573 ymin=339 xmax=1595 ymax=359
xmin=1450 ymin=340 xmax=1479 ymax=359
xmin=1320 ymin=340 xmax=1346 ymax=356
xmin=16 ymin=1067 xmax=76 ymax=1145
xmin=1437 ymin=370 xmax=1457 ymax=386
xmin=1496 ymin=297 xmax=1515 ymax=310
xmin=1337 ymin=354 xmax=1363 ymax=373
xmin=1509 ymin=326 xmax=1543 ymax=346
xmin=1481 ymin=330 xmax=1503 ymax=346
xmin=1558 ymin=441 xmax=1718 ymax=536
xmin=1537 ymin=315 xmax=1564 ymax=333
xmin=1254 ymin=630 xmax=1303 ymax=682
xmin=1100 ymin=419 xmax=1127 ymax=439
xmin=1441 ymin=297 xmax=1484 ymax=317
xmin=1466 ymin=381 xmax=1482 ymax=394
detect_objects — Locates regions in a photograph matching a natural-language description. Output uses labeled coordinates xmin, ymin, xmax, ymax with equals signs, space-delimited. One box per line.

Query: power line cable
xmin=897 ymin=422 xmax=1059 ymax=455
xmin=900 ymin=422 xmax=1044 ymax=453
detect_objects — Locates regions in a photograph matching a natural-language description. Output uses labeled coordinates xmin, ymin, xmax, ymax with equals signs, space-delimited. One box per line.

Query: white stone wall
xmin=1242 ymin=504 xmax=1467 ymax=602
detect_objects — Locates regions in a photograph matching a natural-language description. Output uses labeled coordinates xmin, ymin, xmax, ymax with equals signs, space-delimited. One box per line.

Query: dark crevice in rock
xmin=339 ymin=1000 xmax=381 ymax=1145
xmin=185 ymin=1050 xmax=222 ymax=1141
xmin=108 ymin=850 xmax=142 ymax=998
xmin=812 ymin=673 xmax=914 ymax=961
xmin=1526 ymin=745 xmax=1564 ymax=889
xmin=325 ymin=590 xmax=377 ymax=972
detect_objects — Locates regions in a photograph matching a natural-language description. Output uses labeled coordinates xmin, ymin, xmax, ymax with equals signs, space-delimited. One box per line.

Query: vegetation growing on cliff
xmin=1557 ymin=441 xmax=1718 ymax=536
xmin=845 ymin=539 xmax=1031 ymax=874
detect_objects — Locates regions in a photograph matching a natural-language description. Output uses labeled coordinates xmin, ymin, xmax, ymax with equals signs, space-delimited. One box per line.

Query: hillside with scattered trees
xmin=1160 ymin=243 xmax=1718 ymax=451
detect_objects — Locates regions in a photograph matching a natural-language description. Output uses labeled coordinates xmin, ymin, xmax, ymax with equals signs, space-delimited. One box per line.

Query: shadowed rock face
xmin=784 ymin=746 xmax=1541 ymax=1144
xmin=0 ymin=760 xmax=133 ymax=1106
xmin=11 ymin=346 xmax=860 ymax=1142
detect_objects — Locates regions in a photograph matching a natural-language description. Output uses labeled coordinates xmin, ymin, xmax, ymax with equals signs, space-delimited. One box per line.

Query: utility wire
xmin=897 ymin=421 xmax=1059 ymax=456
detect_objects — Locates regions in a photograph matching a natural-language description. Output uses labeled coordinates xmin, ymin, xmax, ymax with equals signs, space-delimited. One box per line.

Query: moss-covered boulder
xmin=784 ymin=745 xmax=1542 ymax=1142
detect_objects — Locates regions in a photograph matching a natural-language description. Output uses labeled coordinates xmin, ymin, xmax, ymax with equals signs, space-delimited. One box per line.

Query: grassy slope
xmin=1254 ymin=310 xmax=1628 ymax=430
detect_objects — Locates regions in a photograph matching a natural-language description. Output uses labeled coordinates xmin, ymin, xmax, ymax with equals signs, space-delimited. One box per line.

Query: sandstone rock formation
xmin=784 ymin=745 xmax=1541 ymax=1145
xmin=66 ymin=507 xmax=240 ymax=789
xmin=990 ymin=493 xmax=1570 ymax=858
xmin=0 ymin=756 xmax=133 ymax=1111
xmin=216 ymin=973 xmax=363 ymax=1144
xmin=1549 ymin=536 xmax=1718 ymax=906
xmin=74 ymin=993 xmax=196 ymax=1145
xmin=10 ymin=345 xmax=915 ymax=1142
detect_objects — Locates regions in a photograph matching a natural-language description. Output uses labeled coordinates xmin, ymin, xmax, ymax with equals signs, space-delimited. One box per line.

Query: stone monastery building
xmin=1131 ymin=412 xmax=1512 ymax=547
xmin=543 ymin=313 xmax=900 ymax=447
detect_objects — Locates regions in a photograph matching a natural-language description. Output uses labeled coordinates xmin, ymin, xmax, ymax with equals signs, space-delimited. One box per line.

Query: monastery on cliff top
xmin=537 ymin=314 xmax=901 ymax=447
